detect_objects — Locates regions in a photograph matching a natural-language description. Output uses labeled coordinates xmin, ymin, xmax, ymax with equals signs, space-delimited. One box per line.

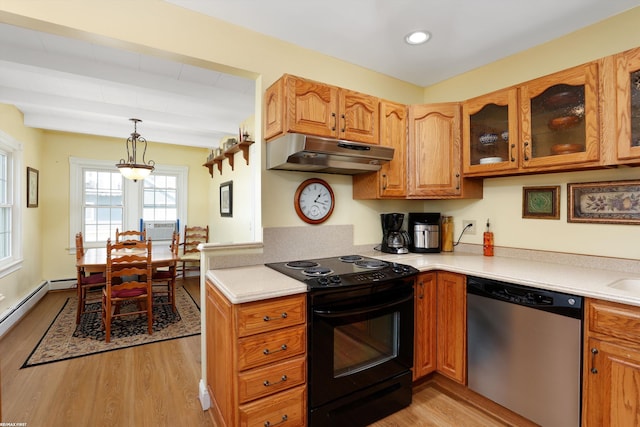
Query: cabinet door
xmin=413 ymin=272 xmax=436 ymax=380
xmin=339 ymin=89 xmax=379 ymax=144
xmin=206 ymin=281 xmax=237 ymax=427
xmin=264 ymin=77 xmax=284 ymax=140
xmin=583 ymin=337 xmax=640 ymax=426
xmin=463 ymin=88 xmax=519 ymax=176
xmin=352 ymin=100 xmax=407 ymax=199
xmin=520 ymin=62 xmax=600 ymax=170
xmin=615 ymin=46 xmax=640 ymax=161
xmin=436 ymin=272 xmax=466 ymax=384
xmin=408 ymin=103 xmax=463 ymax=197
xmin=285 ymin=75 xmax=339 ymax=138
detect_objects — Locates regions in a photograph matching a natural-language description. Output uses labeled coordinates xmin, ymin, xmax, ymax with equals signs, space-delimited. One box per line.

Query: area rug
xmin=22 ymin=285 xmax=201 ymax=368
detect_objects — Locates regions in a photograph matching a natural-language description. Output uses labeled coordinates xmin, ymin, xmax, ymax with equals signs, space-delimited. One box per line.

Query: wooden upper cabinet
xmin=264 ymin=74 xmax=379 ymax=144
xmin=353 ymin=100 xmax=407 ymax=199
xmin=519 ymin=62 xmax=600 ymax=170
xmin=614 ymin=46 xmax=640 ymax=162
xmin=340 ymin=88 xmax=380 ymax=143
xmin=409 ymin=103 xmax=482 ymax=199
xmin=463 ymin=87 xmax=520 ymax=176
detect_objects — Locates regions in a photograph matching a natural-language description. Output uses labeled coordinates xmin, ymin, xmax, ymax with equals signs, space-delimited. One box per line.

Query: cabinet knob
xmin=510 ymin=143 xmax=516 ymax=162
xmin=523 ymin=141 xmax=530 ymax=161
xmin=331 ymin=112 xmax=337 ymax=131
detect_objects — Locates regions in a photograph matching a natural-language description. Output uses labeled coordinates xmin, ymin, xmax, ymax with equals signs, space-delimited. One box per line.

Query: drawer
xmin=239 ymin=385 xmax=306 ymax=427
xmin=238 ymin=355 xmax=306 ymax=403
xmin=587 ymin=299 xmax=640 ymax=345
xmin=236 ymin=294 xmax=306 ymax=337
xmin=238 ymin=325 xmax=306 ymax=371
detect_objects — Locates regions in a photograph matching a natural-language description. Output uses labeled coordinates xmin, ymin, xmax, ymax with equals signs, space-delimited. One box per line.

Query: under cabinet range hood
xmin=266 ymin=133 xmax=394 ymax=175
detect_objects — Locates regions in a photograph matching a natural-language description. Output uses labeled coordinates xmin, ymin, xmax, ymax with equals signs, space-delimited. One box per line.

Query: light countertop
xmin=207 ymin=252 xmax=640 ymax=306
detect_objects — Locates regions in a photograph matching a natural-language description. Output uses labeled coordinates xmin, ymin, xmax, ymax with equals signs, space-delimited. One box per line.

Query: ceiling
xmin=1 ymin=1 xmax=639 ymax=149
xmin=0 ymin=23 xmax=255 ymax=149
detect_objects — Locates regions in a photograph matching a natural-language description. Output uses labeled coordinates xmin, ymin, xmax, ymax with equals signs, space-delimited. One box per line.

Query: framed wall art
xmin=27 ymin=167 xmax=39 ymax=208
xmin=220 ymin=180 xmax=233 ymax=217
xmin=522 ymin=186 xmax=560 ymax=219
xmin=567 ymin=180 xmax=640 ymax=224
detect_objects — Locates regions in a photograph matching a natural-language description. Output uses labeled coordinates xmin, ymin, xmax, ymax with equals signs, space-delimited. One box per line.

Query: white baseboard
xmin=198 ymin=379 xmax=211 ymax=411
xmin=0 ymin=281 xmax=49 ymax=337
xmin=48 ymin=278 xmax=76 ymax=290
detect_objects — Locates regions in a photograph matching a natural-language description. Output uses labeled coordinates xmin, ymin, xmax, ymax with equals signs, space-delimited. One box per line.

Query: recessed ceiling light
xmin=405 ymin=30 xmax=431 ymax=45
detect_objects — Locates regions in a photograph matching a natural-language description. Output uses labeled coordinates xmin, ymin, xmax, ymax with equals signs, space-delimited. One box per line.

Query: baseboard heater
xmin=0 ymin=280 xmax=49 ymax=337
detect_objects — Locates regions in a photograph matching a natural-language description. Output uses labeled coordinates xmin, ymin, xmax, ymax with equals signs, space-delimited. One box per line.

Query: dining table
xmin=76 ymin=244 xmax=178 ymax=273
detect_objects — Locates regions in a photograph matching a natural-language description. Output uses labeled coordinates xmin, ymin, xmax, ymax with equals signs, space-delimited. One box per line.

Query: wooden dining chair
xmin=115 ymin=228 xmax=146 ymax=243
xmin=75 ymin=232 xmax=106 ymax=324
xmin=151 ymin=231 xmax=180 ymax=312
xmin=178 ymin=225 xmax=209 ymax=278
xmin=102 ymin=238 xmax=153 ymax=343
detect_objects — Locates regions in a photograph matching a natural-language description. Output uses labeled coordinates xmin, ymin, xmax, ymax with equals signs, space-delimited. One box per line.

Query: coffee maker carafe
xmin=380 ymin=213 xmax=409 ymax=254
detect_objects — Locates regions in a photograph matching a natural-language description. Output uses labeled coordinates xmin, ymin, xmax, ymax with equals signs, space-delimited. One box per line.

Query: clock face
xmin=294 ymin=178 xmax=335 ymax=224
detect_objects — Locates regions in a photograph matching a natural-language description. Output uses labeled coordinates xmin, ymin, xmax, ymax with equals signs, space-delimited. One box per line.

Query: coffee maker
xmin=408 ymin=212 xmax=441 ymax=253
xmin=380 ymin=213 xmax=409 ymax=254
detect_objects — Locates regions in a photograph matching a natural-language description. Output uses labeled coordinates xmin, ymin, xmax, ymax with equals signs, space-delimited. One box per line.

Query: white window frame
xmin=0 ymin=130 xmax=23 ymax=278
xmin=69 ymin=157 xmax=188 ymax=250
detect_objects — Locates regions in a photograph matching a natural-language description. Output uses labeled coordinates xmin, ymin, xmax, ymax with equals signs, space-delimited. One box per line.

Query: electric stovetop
xmin=265 ymin=254 xmax=418 ymax=289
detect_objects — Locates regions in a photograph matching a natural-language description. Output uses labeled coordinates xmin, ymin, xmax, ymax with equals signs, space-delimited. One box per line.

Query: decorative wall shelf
xmin=203 ymin=140 xmax=254 ymax=177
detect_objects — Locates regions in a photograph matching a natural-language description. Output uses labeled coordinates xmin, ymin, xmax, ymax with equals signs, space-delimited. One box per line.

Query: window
xmin=83 ymin=169 xmax=123 ymax=242
xmin=0 ymin=130 xmax=23 ymax=277
xmin=70 ymin=158 xmax=187 ymax=248
xmin=143 ymin=174 xmax=177 ymax=221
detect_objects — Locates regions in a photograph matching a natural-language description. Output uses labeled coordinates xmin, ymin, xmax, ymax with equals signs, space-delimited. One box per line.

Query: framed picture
xmin=220 ymin=180 xmax=233 ymax=217
xmin=27 ymin=167 xmax=39 ymax=208
xmin=522 ymin=186 xmax=560 ymax=219
xmin=568 ymin=180 xmax=640 ymax=224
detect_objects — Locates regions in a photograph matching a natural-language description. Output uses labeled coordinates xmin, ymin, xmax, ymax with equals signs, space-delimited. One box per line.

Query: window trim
xmin=69 ymin=157 xmax=187 ymax=251
xmin=0 ymin=129 xmax=24 ymax=278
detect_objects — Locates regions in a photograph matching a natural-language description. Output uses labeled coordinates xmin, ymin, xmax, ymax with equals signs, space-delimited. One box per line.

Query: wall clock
xmin=294 ymin=178 xmax=335 ymax=224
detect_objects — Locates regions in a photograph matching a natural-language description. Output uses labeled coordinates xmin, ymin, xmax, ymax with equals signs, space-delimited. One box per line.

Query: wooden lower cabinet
xmin=583 ymin=298 xmax=640 ymax=426
xmin=206 ymin=279 xmax=307 ymax=427
xmin=413 ymin=272 xmax=436 ymax=380
xmin=413 ymin=271 xmax=466 ymax=384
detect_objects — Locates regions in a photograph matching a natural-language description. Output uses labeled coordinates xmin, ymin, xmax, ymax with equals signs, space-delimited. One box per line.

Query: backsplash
xmin=202 ymin=225 xmax=640 ymax=274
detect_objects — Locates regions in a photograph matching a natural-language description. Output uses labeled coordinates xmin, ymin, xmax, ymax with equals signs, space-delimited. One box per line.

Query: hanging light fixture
xmin=116 ymin=118 xmax=155 ymax=182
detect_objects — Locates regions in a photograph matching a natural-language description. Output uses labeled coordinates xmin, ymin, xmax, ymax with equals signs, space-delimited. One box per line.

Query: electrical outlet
xmin=462 ymin=220 xmax=476 ymax=235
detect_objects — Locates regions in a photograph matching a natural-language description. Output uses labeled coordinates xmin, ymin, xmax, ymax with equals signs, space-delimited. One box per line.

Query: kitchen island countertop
xmin=207 ymin=252 xmax=640 ymax=307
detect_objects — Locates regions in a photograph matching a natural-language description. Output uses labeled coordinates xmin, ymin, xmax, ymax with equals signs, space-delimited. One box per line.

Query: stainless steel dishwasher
xmin=467 ymin=276 xmax=583 ymax=427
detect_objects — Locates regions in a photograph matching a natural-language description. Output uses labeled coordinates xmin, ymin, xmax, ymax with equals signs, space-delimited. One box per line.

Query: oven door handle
xmin=313 ymin=293 xmax=413 ymax=317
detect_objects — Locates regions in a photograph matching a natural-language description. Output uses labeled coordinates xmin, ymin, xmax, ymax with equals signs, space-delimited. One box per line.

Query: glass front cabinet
xmin=463 ymin=62 xmax=601 ymax=176
xmin=463 ymin=88 xmax=519 ymax=175
xmin=616 ymin=46 xmax=640 ymax=162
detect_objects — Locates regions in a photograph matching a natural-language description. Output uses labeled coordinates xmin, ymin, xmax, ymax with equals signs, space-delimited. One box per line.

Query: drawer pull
xmin=263 ymin=344 xmax=287 ymax=355
xmin=263 ymin=375 xmax=288 ymax=387
xmin=264 ymin=414 xmax=288 ymax=427
xmin=590 ymin=347 xmax=599 ymax=374
xmin=263 ymin=312 xmax=288 ymax=322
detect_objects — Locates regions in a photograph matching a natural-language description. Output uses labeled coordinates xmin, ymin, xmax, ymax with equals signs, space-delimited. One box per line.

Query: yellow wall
xmin=0 ymin=105 xmax=44 ymax=313
xmin=39 ymin=130 xmax=210 ymax=280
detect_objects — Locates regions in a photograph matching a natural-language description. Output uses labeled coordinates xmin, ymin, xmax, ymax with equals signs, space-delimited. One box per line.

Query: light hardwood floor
xmin=1 ymin=278 xmax=212 ymax=426
xmin=1 ymin=279 xmax=530 ymax=426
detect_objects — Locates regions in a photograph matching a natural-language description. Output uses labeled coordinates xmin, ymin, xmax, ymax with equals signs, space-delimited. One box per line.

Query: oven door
xmin=308 ymin=279 xmax=414 ymax=408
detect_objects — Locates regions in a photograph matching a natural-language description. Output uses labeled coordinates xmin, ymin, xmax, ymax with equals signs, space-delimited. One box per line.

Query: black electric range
xmin=265 ymin=254 xmax=418 ymax=289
